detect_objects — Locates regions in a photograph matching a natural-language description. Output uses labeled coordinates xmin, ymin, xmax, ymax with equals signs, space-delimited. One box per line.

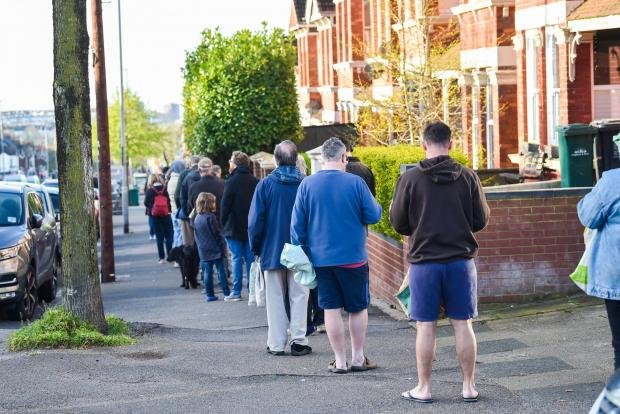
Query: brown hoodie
xmin=389 ymin=155 xmax=490 ymax=263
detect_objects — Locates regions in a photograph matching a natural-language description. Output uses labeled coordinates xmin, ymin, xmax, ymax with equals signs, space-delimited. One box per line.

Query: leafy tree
xmin=97 ymin=89 xmax=177 ymax=166
xmin=52 ymin=0 xmax=107 ymax=332
xmin=183 ymin=24 xmax=302 ymax=165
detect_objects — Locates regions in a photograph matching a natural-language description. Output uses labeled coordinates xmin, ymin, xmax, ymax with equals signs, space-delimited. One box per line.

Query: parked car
xmin=0 ymin=184 xmax=59 ymax=320
xmin=42 ymin=179 xmax=59 ymax=188
xmin=2 ymin=173 xmax=27 ymax=183
xmin=26 ymin=175 xmax=40 ymax=185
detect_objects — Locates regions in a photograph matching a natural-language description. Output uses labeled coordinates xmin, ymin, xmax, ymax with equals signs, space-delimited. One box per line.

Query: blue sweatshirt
xmin=291 ymin=169 xmax=382 ymax=267
xmin=248 ymin=165 xmax=304 ymax=270
xmin=194 ymin=212 xmax=227 ymax=262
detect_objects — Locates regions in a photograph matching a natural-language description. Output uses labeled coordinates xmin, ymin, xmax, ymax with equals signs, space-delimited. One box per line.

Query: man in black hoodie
xmin=220 ymin=151 xmax=258 ymax=301
xmin=390 ymin=121 xmax=489 ymax=405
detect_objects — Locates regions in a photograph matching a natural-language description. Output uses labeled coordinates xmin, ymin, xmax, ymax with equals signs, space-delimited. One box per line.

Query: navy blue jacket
xmin=194 ymin=212 xmax=227 ymax=262
xmin=248 ymin=166 xmax=303 ymax=270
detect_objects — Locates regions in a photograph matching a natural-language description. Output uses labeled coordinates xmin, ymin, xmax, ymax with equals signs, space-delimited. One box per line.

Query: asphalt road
xmin=0 ymin=206 xmax=612 ymax=413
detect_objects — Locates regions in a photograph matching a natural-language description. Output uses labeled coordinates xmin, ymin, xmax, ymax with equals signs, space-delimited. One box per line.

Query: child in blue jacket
xmin=193 ymin=192 xmax=230 ymax=301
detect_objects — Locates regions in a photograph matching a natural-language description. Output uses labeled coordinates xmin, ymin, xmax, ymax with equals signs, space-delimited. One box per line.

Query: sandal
xmin=351 ymin=356 xmax=377 ymax=372
xmin=328 ymin=360 xmax=349 ymax=374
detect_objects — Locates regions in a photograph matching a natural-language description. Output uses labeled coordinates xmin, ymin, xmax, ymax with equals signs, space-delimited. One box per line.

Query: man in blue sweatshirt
xmin=248 ymin=140 xmax=311 ymax=357
xmin=291 ymin=137 xmax=382 ymax=373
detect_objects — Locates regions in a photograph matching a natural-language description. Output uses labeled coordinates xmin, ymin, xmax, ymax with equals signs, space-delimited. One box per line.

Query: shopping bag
xmin=248 ymin=259 xmax=258 ymax=306
xmin=569 ymin=228 xmax=597 ymax=292
xmin=254 ymin=260 xmax=266 ymax=308
xmin=395 ymin=276 xmax=410 ymax=317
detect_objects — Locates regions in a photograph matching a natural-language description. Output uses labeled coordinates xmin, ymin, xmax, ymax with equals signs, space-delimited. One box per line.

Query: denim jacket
xmin=577 ymin=169 xmax=620 ymax=299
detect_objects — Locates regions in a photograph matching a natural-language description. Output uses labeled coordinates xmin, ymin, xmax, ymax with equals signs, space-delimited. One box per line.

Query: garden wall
xmin=367 ymin=187 xmax=591 ymax=308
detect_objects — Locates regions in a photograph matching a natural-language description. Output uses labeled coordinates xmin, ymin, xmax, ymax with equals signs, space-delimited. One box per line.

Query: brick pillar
xmin=537 ymin=41 xmax=548 ymax=147
xmin=567 ymin=42 xmax=593 ymax=124
xmin=515 ymin=32 xmax=527 ymax=150
xmin=497 ymin=84 xmax=519 ymax=167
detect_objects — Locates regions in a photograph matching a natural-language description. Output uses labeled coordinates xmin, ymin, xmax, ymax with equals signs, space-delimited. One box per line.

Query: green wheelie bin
xmin=556 ymin=124 xmax=596 ymax=188
xmin=128 ymin=186 xmax=139 ymax=206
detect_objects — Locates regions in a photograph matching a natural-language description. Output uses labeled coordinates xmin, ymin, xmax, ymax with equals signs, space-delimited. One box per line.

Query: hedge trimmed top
xmin=353 ymin=145 xmax=469 ymax=240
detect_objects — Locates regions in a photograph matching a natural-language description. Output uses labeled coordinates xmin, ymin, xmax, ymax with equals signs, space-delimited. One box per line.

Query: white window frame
xmin=525 ymin=29 xmax=541 ymax=144
xmin=545 ymin=27 xmax=561 ymax=146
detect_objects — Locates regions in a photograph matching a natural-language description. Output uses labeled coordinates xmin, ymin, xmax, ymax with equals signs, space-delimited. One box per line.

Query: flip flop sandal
xmin=401 ymin=390 xmax=433 ymax=404
xmin=462 ymin=394 xmax=479 ymax=402
xmin=328 ymin=360 xmax=349 ymax=374
xmin=350 ymin=356 xmax=378 ymax=372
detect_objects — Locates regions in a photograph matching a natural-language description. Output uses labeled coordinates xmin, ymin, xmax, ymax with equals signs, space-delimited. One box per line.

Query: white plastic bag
xmin=569 ymin=228 xmax=597 ymax=292
xmin=248 ymin=259 xmax=258 ymax=306
xmin=253 ymin=259 xmax=266 ymax=308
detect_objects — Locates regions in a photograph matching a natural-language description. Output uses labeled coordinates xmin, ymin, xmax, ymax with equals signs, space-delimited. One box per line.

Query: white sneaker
xmin=158 ymin=259 xmax=166 ymax=264
xmin=173 ymin=262 xmax=180 ymax=268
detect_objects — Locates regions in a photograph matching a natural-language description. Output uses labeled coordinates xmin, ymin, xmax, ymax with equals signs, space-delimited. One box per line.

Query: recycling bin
xmin=556 ymin=124 xmax=596 ymax=187
xmin=128 ymin=187 xmax=139 ymax=206
xmin=591 ymin=119 xmax=620 ymax=176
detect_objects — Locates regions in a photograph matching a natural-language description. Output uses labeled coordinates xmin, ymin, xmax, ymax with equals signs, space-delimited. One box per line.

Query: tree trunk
xmin=91 ymin=0 xmax=116 ymax=283
xmin=52 ymin=0 xmax=107 ymax=333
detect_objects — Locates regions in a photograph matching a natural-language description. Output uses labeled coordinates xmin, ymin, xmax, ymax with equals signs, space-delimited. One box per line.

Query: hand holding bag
xmin=569 ymin=227 xmax=598 ymax=292
xmin=253 ymin=259 xmax=266 ymax=307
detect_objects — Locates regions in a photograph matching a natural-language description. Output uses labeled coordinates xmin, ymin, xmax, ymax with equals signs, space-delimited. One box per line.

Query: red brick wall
xmin=537 ymin=41 xmax=548 ymax=146
xmin=367 ymin=191 xmax=587 ymax=308
xmin=308 ymin=33 xmax=319 ymax=87
xmin=496 ymin=84 xmax=519 ymax=167
xmin=568 ymin=42 xmax=593 ymax=124
xmin=460 ymin=8 xmax=497 ymax=51
xmin=516 ymin=36 xmax=527 ymax=146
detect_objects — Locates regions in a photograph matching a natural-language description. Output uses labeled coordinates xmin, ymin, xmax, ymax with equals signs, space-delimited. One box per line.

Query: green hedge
xmin=353 ymin=145 xmax=469 ymax=240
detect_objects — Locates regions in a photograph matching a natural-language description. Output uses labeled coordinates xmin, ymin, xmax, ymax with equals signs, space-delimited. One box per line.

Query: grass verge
xmin=7 ymin=307 xmax=135 ymax=351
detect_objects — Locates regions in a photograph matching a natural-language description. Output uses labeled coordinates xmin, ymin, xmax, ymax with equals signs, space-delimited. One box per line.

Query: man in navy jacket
xmin=248 ymin=140 xmax=311 ymax=356
xmin=291 ymin=137 xmax=382 ymax=373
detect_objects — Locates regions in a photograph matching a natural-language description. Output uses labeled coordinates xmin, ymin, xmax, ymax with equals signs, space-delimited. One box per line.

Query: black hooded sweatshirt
xmin=389 ymin=155 xmax=490 ymax=263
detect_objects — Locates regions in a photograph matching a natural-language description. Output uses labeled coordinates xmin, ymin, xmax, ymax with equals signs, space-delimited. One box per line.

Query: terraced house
xmin=290 ymin=0 xmax=620 ymax=170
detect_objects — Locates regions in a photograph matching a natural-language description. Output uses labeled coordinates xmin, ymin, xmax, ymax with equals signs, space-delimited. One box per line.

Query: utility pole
xmin=117 ymin=0 xmax=129 ymax=234
xmin=92 ymin=0 xmax=116 ymax=282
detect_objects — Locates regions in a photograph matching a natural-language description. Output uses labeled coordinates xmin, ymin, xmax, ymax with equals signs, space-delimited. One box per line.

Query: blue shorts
xmin=408 ymin=259 xmax=477 ymax=322
xmin=315 ymin=264 xmax=370 ymax=313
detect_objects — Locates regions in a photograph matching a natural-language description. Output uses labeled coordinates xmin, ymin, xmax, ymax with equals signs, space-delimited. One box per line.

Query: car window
xmin=49 ymin=193 xmax=60 ymax=215
xmin=27 ymin=192 xmax=45 ymax=216
xmin=37 ymin=191 xmax=51 ymax=214
xmin=0 ymin=193 xmax=24 ymax=226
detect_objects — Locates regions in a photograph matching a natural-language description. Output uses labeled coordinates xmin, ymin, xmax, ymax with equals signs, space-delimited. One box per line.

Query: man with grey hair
xmin=187 ymin=157 xmax=224 ymax=215
xmin=248 ymin=140 xmax=311 ymax=356
xmin=291 ymin=137 xmax=382 ymax=372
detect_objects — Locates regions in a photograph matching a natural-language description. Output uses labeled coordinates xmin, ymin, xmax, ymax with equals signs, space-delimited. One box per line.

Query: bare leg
xmin=349 ymin=309 xmax=368 ymax=366
xmin=404 ymin=321 xmax=436 ymax=400
xmin=324 ymin=308 xmax=347 ymax=369
xmin=451 ymin=318 xmax=478 ymax=399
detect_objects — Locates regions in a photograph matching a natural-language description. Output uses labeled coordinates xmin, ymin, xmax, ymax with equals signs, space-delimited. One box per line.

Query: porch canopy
xmin=567 ymin=0 xmax=620 ymax=32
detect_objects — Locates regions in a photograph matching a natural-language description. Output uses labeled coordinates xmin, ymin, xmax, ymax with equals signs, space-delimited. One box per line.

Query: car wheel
xmin=7 ymin=266 xmax=38 ymax=321
xmin=39 ymin=255 xmax=59 ymax=303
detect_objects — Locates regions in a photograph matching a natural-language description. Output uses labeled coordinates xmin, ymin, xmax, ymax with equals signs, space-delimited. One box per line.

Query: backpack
xmin=151 ymin=189 xmax=170 ymax=217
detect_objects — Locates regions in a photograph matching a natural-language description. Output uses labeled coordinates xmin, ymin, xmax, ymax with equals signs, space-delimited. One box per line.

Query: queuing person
xmin=291 ymin=137 xmax=382 ymax=373
xmin=389 ymin=121 xmax=489 ymax=404
xmin=177 ymin=155 xmax=200 ymax=246
xmin=212 ymin=165 xmax=222 ymax=179
xmin=249 ymin=140 xmax=311 ymax=356
xmin=345 ymin=141 xmax=376 ymax=196
xmin=577 ymin=134 xmax=620 ymax=371
xmin=145 ymin=177 xmax=157 ymax=240
xmin=194 ymin=192 xmax=230 ymax=302
xmin=167 ymin=159 xmax=186 ymax=249
xmin=220 ymin=151 xmax=258 ymax=301
xmin=144 ymin=173 xmax=174 ymax=264
xmin=187 ymin=158 xmax=224 ymax=216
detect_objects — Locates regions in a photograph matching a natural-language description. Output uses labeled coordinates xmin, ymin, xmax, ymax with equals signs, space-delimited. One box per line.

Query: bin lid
xmin=556 ymin=123 xmax=597 ymax=136
xmin=591 ymin=119 xmax=620 ymax=130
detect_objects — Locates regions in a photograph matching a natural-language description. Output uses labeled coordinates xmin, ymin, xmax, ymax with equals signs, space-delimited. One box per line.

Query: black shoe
xmin=266 ymin=347 xmax=284 ymax=356
xmin=291 ymin=343 xmax=312 ymax=356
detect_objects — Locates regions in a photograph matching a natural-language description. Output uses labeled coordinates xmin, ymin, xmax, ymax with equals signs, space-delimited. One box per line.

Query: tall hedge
xmin=183 ymin=25 xmax=302 ymax=166
xmin=353 ymin=145 xmax=469 ymax=240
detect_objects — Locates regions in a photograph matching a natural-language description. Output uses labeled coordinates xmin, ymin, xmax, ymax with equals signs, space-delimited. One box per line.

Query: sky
xmin=0 ymin=0 xmax=292 ymax=112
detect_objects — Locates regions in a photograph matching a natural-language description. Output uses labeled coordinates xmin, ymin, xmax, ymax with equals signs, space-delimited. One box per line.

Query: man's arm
xmin=290 ymin=184 xmax=308 ymax=247
xmin=389 ymin=174 xmax=412 ymax=235
xmin=359 ymin=179 xmax=382 ymax=225
xmin=219 ymin=180 xmax=234 ymax=226
xmin=247 ymin=182 xmax=266 ymax=256
xmin=471 ymin=174 xmax=490 ymax=233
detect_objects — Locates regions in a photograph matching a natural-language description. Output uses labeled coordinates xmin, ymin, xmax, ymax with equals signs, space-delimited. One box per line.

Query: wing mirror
xmin=30 ymin=214 xmax=44 ymax=229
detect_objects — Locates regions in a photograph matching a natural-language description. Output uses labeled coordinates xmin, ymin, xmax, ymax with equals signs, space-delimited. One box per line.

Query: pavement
xmin=0 ymin=206 xmax=613 ymax=413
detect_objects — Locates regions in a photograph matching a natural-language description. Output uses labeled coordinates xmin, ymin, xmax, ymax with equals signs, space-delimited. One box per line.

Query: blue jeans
xmin=225 ymin=237 xmax=254 ymax=296
xmin=148 ymin=215 xmax=155 ymax=237
xmin=201 ymin=259 xmax=230 ymax=297
xmin=171 ymin=215 xmax=183 ymax=248
xmin=153 ymin=215 xmax=174 ymax=260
